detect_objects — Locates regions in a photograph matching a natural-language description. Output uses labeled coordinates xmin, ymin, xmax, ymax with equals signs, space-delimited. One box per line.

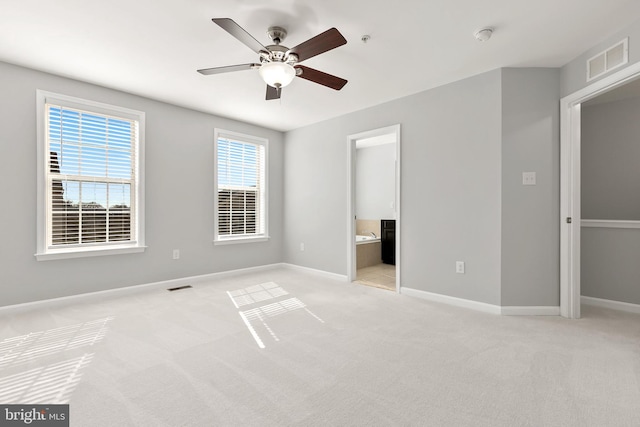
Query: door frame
xmin=560 ymin=61 xmax=640 ymax=318
xmin=347 ymin=124 xmax=401 ymax=291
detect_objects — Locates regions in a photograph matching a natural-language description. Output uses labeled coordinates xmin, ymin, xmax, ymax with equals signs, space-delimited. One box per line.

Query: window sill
xmin=214 ymin=236 xmax=270 ymax=245
xmin=35 ymin=245 xmax=147 ymax=261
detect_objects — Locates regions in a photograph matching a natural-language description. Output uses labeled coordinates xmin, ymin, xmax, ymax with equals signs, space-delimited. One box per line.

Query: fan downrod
xmin=267 ymin=26 xmax=287 ymax=45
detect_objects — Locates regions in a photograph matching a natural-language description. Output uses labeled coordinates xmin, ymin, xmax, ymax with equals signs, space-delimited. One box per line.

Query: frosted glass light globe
xmin=259 ymin=62 xmax=296 ymax=88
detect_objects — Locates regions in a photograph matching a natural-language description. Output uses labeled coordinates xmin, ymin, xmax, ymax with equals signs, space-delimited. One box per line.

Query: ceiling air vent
xmin=587 ymin=38 xmax=628 ymax=82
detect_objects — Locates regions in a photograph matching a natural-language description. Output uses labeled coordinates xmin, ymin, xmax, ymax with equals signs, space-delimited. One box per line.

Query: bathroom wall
xmin=355 ymin=142 xmax=396 ymax=221
xmin=356 ymin=219 xmax=380 ymax=238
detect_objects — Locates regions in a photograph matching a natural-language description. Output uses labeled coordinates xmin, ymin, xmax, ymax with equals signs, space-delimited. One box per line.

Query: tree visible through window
xmin=48 ymin=106 xmax=135 ymax=245
xmin=215 ymin=130 xmax=267 ymax=242
xmin=36 ymin=91 xmax=145 ymax=260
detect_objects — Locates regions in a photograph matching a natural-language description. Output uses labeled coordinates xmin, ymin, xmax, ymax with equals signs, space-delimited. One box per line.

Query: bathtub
xmin=356 ymin=235 xmax=381 ymax=245
xmin=356 ymin=235 xmax=382 ymax=268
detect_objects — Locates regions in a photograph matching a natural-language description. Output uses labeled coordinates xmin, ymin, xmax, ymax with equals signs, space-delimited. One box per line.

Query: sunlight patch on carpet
xmin=227 ymin=283 xmax=324 ymax=349
xmin=0 ymin=317 xmax=113 ymax=368
xmin=0 ymin=317 xmax=113 ymax=404
xmin=226 ymin=282 xmax=289 ymax=308
xmin=0 ymin=353 xmax=94 ymax=403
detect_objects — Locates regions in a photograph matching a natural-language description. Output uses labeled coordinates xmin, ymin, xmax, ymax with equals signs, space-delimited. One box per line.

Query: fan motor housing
xmin=262 ymin=44 xmax=297 ymax=65
xmin=267 ymin=44 xmax=288 ymax=60
xmin=267 ymin=26 xmax=287 ymax=44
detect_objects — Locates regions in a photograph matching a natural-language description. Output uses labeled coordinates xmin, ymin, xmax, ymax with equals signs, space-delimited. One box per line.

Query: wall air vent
xmin=587 ymin=38 xmax=628 ymax=82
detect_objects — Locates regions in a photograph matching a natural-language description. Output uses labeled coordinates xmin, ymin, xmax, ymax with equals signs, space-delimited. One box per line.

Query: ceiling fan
xmin=197 ymin=18 xmax=348 ymax=100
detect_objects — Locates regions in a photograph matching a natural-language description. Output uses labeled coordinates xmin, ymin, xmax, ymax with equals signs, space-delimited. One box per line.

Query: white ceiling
xmin=2 ymin=0 xmax=640 ymax=132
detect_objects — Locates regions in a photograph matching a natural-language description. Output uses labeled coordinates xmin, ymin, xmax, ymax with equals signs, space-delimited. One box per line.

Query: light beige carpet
xmin=0 ymin=267 xmax=639 ymax=426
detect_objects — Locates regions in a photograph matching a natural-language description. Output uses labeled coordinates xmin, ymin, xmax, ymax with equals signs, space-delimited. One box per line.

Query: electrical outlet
xmin=522 ymin=171 xmax=536 ymax=186
xmin=456 ymin=261 xmax=465 ymax=274
xmin=300 ymin=243 xmax=305 ymax=251
xmin=173 ymin=249 xmax=180 ymax=260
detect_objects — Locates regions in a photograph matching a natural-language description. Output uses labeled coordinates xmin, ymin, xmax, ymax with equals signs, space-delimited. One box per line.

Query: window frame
xmin=35 ymin=90 xmax=146 ymax=261
xmin=213 ymin=128 xmax=269 ymax=245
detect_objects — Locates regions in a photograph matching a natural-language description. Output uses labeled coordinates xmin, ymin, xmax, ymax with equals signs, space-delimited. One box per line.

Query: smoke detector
xmin=474 ymin=28 xmax=493 ymax=42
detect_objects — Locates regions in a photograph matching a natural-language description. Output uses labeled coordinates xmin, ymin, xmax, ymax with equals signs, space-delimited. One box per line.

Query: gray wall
xmin=582 ymin=97 xmax=640 ymax=220
xmin=500 ymin=68 xmax=561 ymax=306
xmin=355 ymin=143 xmax=396 ymax=221
xmin=580 ymin=96 xmax=640 ymax=304
xmin=285 ymin=70 xmax=504 ymax=305
xmin=561 ymin=17 xmax=640 ymax=306
xmin=561 ymin=18 xmax=640 ymax=97
xmin=284 ymin=68 xmax=562 ymax=308
xmin=581 ymin=228 xmax=640 ymax=304
xmin=0 ymin=61 xmax=284 ymax=306
xmin=0 ymin=59 xmax=566 ymax=308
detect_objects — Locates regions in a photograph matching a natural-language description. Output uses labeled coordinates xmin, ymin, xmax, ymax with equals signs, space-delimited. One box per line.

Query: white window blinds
xmin=215 ymin=131 xmax=267 ymax=241
xmin=45 ymin=103 xmax=138 ymax=248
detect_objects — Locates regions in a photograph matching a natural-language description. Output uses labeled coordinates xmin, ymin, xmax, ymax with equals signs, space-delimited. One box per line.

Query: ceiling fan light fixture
xmin=259 ymin=62 xmax=296 ymax=88
xmin=200 ymin=19 xmax=348 ymax=100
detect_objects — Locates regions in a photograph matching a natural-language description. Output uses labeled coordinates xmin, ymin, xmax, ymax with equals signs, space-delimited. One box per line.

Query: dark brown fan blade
xmin=266 ymin=85 xmax=281 ymax=100
xmin=212 ymin=18 xmax=268 ymax=54
xmin=288 ymin=28 xmax=347 ymax=62
xmin=197 ymin=63 xmax=261 ymax=75
xmin=294 ymin=65 xmax=347 ymax=90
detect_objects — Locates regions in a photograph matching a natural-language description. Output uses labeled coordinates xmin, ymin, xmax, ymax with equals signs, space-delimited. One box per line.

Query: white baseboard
xmin=280 ymin=263 xmax=348 ymax=282
xmin=581 ymin=296 xmax=640 ymax=314
xmin=400 ymin=287 xmax=560 ymax=316
xmin=0 ymin=263 xmax=284 ymax=315
xmin=500 ymin=306 xmax=560 ymax=316
xmin=400 ymin=287 xmax=502 ymax=315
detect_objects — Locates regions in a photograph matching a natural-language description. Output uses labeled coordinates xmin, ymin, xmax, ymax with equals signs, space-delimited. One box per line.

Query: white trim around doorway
xmin=347 ymin=124 xmax=401 ymax=292
xmin=560 ymin=60 xmax=640 ymax=319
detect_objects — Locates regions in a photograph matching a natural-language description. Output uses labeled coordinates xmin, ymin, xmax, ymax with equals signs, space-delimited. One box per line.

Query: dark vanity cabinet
xmin=381 ymin=219 xmax=396 ymax=265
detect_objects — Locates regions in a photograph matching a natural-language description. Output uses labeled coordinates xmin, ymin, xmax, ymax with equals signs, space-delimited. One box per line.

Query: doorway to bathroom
xmin=347 ymin=124 xmax=401 ymax=292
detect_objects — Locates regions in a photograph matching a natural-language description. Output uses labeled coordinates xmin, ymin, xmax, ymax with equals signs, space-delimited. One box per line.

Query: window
xmin=214 ymin=129 xmax=268 ymax=244
xmin=36 ymin=91 xmax=145 ymax=260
